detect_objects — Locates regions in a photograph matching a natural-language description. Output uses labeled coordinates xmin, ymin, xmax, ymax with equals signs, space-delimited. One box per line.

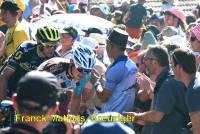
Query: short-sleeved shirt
xmin=186 ymin=74 xmax=200 ymax=112
xmin=101 ymin=55 xmax=137 ymax=113
xmin=151 ymin=66 xmax=189 ymax=134
xmin=0 ymin=41 xmax=59 ymax=96
xmin=125 ymin=4 xmax=147 ymax=28
xmin=4 ymin=21 xmax=29 ymax=59
xmin=56 ymin=45 xmax=73 ymax=60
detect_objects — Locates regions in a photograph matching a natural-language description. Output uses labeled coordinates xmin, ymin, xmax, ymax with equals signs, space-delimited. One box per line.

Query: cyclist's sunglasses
xmin=77 ymin=68 xmax=91 ymax=74
xmin=41 ymin=42 xmax=59 ymax=48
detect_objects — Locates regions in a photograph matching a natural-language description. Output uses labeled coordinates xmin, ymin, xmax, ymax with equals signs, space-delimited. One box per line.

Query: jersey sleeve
xmin=6 ymin=45 xmax=25 ymax=71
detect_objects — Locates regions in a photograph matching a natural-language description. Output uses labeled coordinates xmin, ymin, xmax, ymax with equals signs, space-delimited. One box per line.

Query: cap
xmin=191 ymin=23 xmax=200 ymax=41
xmin=60 ymin=26 xmax=78 ymax=39
xmin=81 ymin=37 xmax=99 ymax=50
xmin=0 ymin=0 xmax=20 ymax=12
xmin=15 ymin=0 xmax=26 ymax=11
xmin=107 ymin=28 xmax=128 ymax=48
xmin=16 ymin=71 xmax=60 ymax=111
xmin=166 ymin=7 xmax=186 ymax=22
xmin=82 ymin=27 xmax=103 ymax=35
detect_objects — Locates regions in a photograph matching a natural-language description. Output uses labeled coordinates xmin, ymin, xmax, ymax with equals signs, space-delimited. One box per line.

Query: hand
xmin=90 ymin=69 xmax=101 ymax=84
xmin=136 ymin=73 xmax=155 ymax=91
xmin=122 ymin=111 xmax=144 ymax=123
xmin=65 ymin=121 xmax=73 ymax=134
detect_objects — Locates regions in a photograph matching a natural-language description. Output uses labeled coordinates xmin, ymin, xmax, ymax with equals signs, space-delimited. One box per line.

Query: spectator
xmin=91 ymin=28 xmax=137 ymax=113
xmin=56 ymin=26 xmax=78 ymax=59
xmin=164 ymin=7 xmax=186 ymax=38
xmin=0 ymin=71 xmax=60 ymax=134
xmin=186 ymin=13 xmax=196 ymax=25
xmin=149 ymin=15 xmax=165 ymax=31
xmin=0 ymin=0 xmax=30 ymax=65
xmin=111 ymin=10 xmax=123 ymax=24
xmin=90 ymin=4 xmax=110 ymax=20
xmin=123 ymin=0 xmax=147 ymax=39
xmin=171 ymin=48 xmax=199 ymax=134
xmin=189 ymin=23 xmax=200 ymax=71
xmin=124 ymin=45 xmax=189 ymax=134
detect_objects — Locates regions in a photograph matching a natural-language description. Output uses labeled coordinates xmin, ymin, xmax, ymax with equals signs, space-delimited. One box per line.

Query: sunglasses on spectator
xmin=143 ymin=56 xmax=158 ymax=62
xmin=190 ymin=36 xmax=200 ymax=42
xmin=77 ymin=68 xmax=91 ymax=74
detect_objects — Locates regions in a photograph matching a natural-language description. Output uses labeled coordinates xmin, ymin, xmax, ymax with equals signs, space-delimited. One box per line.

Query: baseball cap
xmin=15 ymin=0 xmax=26 ymax=11
xmin=60 ymin=26 xmax=78 ymax=39
xmin=82 ymin=27 xmax=103 ymax=35
xmin=0 ymin=0 xmax=20 ymax=12
xmin=16 ymin=71 xmax=60 ymax=111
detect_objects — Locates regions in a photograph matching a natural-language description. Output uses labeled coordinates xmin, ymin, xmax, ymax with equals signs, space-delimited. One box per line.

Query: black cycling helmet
xmin=16 ymin=71 xmax=61 ymax=111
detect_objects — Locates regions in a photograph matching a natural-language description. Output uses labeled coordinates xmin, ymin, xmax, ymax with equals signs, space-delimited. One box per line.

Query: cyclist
xmin=0 ymin=25 xmax=60 ymax=101
xmin=37 ymin=44 xmax=97 ymax=115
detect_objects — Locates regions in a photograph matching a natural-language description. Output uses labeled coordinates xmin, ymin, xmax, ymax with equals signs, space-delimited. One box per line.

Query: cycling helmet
xmin=16 ymin=71 xmax=61 ymax=110
xmin=72 ymin=43 xmax=96 ymax=70
xmin=36 ymin=26 xmax=60 ymax=43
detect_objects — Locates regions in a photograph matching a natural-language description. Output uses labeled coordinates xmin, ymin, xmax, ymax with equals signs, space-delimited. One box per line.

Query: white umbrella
xmin=30 ymin=13 xmax=114 ymax=39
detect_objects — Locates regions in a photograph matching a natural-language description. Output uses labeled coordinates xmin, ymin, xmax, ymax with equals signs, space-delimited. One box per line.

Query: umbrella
xmin=30 ymin=13 xmax=114 ymax=39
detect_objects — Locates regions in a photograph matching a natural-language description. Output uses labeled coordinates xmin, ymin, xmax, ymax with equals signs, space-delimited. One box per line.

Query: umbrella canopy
xmin=30 ymin=13 xmax=114 ymax=39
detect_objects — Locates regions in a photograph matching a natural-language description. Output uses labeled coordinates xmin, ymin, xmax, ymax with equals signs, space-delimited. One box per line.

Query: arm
xmin=0 ymin=67 xmax=15 ymax=101
xmin=55 ymin=0 xmax=65 ymax=11
xmin=190 ymin=111 xmax=200 ymax=134
xmin=123 ymin=110 xmax=165 ymax=123
xmin=96 ymin=87 xmax=112 ymax=103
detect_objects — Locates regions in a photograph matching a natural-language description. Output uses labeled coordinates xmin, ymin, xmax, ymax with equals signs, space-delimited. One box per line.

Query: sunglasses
xmin=143 ymin=56 xmax=158 ymax=62
xmin=41 ymin=42 xmax=59 ymax=48
xmin=77 ymin=68 xmax=91 ymax=74
xmin=190 ymin=36 xmax=199 ymax=42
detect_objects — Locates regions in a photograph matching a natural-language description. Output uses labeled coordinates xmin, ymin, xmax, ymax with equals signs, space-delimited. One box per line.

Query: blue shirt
xmin=23 ymin=0 xmax=32 ymax=20
xmin=151 ymin=67 xmax=189 ymax=134
xmin=186 ymin=74 xmax=200 ymax=112
xmin=101 ymin=55 xmax=137 ymax=113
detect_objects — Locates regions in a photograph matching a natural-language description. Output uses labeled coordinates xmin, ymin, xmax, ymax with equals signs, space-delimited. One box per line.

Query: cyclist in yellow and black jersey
xmin=0 ymin=25 xmax=61 ymax=100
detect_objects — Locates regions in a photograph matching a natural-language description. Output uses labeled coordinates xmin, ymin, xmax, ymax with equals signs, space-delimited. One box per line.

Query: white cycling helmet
xmin=72 ymin=43 xmax=96 ymax=70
